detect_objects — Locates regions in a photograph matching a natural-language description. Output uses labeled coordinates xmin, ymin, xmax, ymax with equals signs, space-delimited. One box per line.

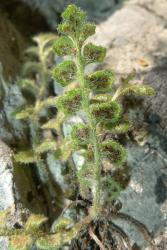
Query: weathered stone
xmin=88 ymin=1 xmax=167 ymax=248
xmin=91 ymin=2 xmax=167 ymax=136
xmin=0 ymin=140 xmax=14 ymax=249
xmin=0 ymin=12 xmax=26 ymax=80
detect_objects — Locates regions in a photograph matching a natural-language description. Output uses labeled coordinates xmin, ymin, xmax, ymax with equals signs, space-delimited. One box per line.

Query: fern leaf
xmin=105 ymin=121 xmax=133 ymax=134
xmin=120 ymin=84 xmax=155 ymax=97
xmin=42 ymin=112 xmax=65 ymax=132
xmin=14 ymin=106 xmax=34 ymax=120
xmin=36 ymin=229 xmax=76 ymax=250
xmin=35 ymin=139 xmax=57 ymax=154
xmin=52 ymin=217 xmax=73 ymax=233
xmin=9 ymin=235 xmax=33 ymax=250
xmin=33 ymin=33 xmax=57 ymax=52
xmin=113 ymin=83 xmax=155 ymax=100
xmin=102 ymin=139 xmax=127 ymax=165
xmin=102 ymin=176 xmax=122 ymax=201
xmin=0 ymin=210 xmax=10 ymax=228
xmin=22 ymin=62 xmax=43 ymax=77
xmin=37 ymin=96 xmax=57 ymax=111
xmin=19 ymin=79 xmax=38 ymax=93
xmin=24 ymin=46 xmax=39 ymax=58
xmin=57 ymin=140 xmax=73 ymax=161
xmin=25 ymin=214 xmax=47 ymax=232
xmin=43 ymin=47 xmax=54 ymax=61
xmin=14 ymin=150 xmax=37 ymax=164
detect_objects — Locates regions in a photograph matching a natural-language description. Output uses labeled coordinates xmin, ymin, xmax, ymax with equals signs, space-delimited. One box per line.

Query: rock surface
xmin=89 ymin=0 xmax=167 ymax=248
xmin=0 ymin=13 xmax=26 ymax=80
xmin=92 ymin=0 xmax=167 ymax=136
xmin=0 ymin=140 xmax=15 ymax=249
xmin=22 ymin=0 xmax=122 ymax=27
xmin=53 ymin=1 xmax=167 ymax=248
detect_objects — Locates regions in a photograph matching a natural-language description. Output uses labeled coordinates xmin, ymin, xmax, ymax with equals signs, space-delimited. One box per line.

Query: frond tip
xmin=120 ymin=84 xmax=155 ymax=97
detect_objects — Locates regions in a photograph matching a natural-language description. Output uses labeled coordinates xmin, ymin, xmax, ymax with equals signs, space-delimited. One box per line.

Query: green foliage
xmin=52 ymin=4 xmax=155 ymax=219
xmin=14 ymin=33 xmax=58 ymax=166
xmin=53 ymin=36 xmax=75 ymax=56
xmin=77 ymin=164 xmax=92 ymax=198
xmin=35 ymin=139 xmax=57 ymax=154
xmin=9 ymin=235 xmax=33 ymax=250
xmin=71 ymin=123 xmax=89 ymax=148
xmin=90 ymin=101 xmax=121 ymax=124
xmin=102 ymin=176 xmax=122 ymax=201
xmin=83 ymin=43 xmax=107 ymax=64
xmin=86 ymin=69 xmax=115 ymax=91
xmin=4 ymin=4 xmax=155 ymax=250
xmin=25 ymin=214 xmax=47 ymax=232
xmin=79 ymin=22 xmax=96 ymax=44
xmin=101 ymin=139 xmax=127 ymax=165
xmin=14 ymin=150 xmax=37 ymax=164
xmin=53 ymin=60 xmax=77 ymax=86
xmin=56 ymin=88 xmax=82 ymax=115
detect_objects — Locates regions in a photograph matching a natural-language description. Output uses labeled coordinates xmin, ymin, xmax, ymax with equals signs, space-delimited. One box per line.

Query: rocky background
xmin=0 ymin=0 xmax=167 ymax=249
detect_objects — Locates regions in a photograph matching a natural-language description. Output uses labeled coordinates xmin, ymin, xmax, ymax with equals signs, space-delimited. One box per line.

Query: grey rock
xmin=0 ymin=66 xmax=27 ymax=145
xmin=0 ymin=140 xmax=14 ymax=250
xmin=89 ymin=0 xmax=167 ymax=248
xmin=91 ymin=2 xmax=167 ymax=135
xmin=130 ymin=0 xmax=167 ymax=22
xmin=116 ymin=134 xmax=167 ymax=249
